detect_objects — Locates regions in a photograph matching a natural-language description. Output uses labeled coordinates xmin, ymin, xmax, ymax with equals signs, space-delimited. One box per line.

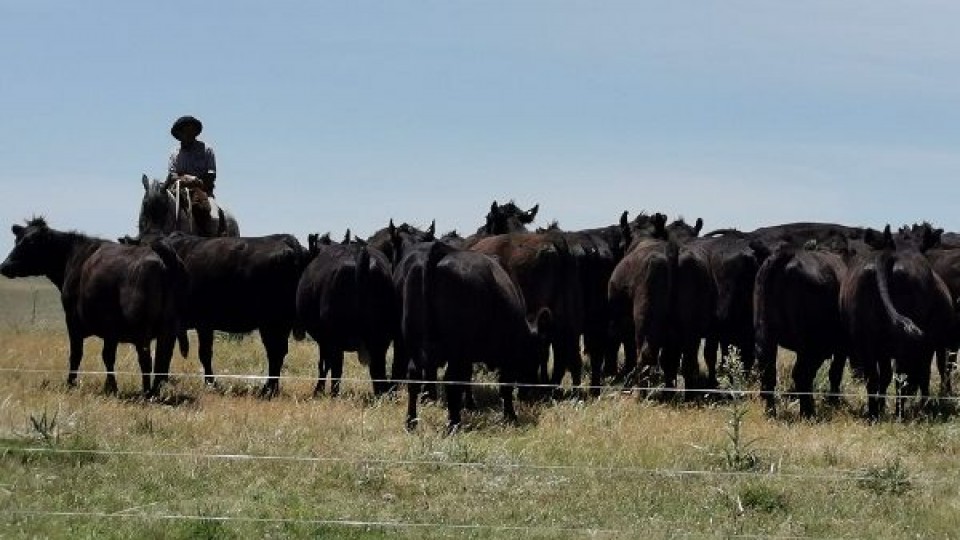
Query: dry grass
xmin=1 ymin=279 xmax=960 ymax=538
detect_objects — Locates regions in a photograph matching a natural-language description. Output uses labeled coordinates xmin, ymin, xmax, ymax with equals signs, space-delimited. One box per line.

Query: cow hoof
xmin=258 ymin=386 xmax=278 ymax=400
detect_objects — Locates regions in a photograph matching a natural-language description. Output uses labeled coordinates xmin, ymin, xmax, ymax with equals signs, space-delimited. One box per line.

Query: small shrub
xmin=739 ymin=483 xmax=788 ymax=513
xmin=859 ymin=457 xmax=911 ymax=496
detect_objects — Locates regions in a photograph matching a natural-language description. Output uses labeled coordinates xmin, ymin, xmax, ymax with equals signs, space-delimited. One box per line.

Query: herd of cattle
xmin=3 ymin=195 xmax=960 ymax=431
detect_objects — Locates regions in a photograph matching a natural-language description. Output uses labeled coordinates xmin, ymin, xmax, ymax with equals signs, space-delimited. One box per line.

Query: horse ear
xmin=490 ymin=201 xmax=498 ymax=213
xmin=142 ymin=174 xmax=149 ymax=191
xmin=388 ymin=219 xmax=396 ymax=235
xmin=427 ymin=220 xmax=436 ymax=237
xmin=619 ymin=211 xmax=629 ymax=228
xmin=11 ymin=224 xmax=24 ymax=238
xmin=694 ymin=218 xmax=704 ymax=236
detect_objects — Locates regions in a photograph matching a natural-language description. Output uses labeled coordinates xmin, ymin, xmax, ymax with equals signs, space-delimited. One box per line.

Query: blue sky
xmin=2 ymin=1 xmax=960 ymax=256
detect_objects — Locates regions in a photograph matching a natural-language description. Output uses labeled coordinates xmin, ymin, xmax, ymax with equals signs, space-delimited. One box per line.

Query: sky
xmin=2 ymin=1 xmax=960 ymax=257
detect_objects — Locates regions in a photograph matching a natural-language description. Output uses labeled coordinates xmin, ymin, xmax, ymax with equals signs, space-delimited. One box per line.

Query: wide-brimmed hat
xmin=170 ymin=116 xmax=203 ymax=139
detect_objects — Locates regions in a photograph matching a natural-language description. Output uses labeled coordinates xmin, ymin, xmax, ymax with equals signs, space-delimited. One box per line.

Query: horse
xmin=137 ymin=174 xmax=240 ymax=239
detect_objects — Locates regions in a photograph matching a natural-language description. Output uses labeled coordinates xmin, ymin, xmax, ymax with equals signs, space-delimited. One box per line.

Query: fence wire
xmin=3 ymin=509 xmax=856 ymax=539
xmin=0 ymin=366 xmax=955 ymax=403
xmin=3 ymin=445 xmax=924 ymax=485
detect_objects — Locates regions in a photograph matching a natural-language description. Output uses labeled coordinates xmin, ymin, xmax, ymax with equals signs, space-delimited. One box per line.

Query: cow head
xmin=482 ymin=200 xmax=539 ymax=235
xmin=667 ymin=216 xmax=703 ymax=242
xmin=1 ymin=217 xmax=56 ymax=278
xmin=387 ymin=219 xmax=436 ymax=266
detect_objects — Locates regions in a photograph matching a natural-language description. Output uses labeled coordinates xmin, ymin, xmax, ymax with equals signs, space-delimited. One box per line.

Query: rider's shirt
xmin=168 ymin=141 xmax=216 ymax=179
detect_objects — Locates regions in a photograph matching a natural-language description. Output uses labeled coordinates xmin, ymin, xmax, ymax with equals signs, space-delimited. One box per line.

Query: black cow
xmin=470 ymin=231 xmax=584 ymax=391
xmin=164 ymin=233 xmax=308 ymax=397
xmin=689 ymin=233 xmax=768 ymax=385
xmin=477 ymin=200 xmax=539 ymax=236
xmin=403 ymin=241 xmax=549 ymax=432
xmin=1 ymin=218 xmax=186 ymax=395
xmin=608 ymin=213 xmax=714 ymax=397
xmin=841 ymin=225 xmax=955 ymax=418
xmin=753 ymin=243 xmax=848 ymax=417
xmin=296 ymin=238 xmax=395 ymax=396
xmin=925 ymin=247 xmax=960 ymax=393
xmin=367 ymin=220 xmax=435 ymax=265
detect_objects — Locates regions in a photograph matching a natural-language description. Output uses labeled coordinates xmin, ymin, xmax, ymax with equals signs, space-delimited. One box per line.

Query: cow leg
xmin=101 ymin=339 xmax=119 ymax=395
xmin=258 ymin=327 xmax=289 ymax=398
xmin=66 ymin=329 xmax=83 ymax=387
xmin=329 ymin=349 xmax=344 ymax=397
xmin=405 ymin=360 xmax=421 ymax=431
xmin=622 ymin=329 xmax=640 ymax=385
xmin=390 ymin=338 xmax=408 ymax=394
xmin=368 ymin=342 xmax=390 ymax=396
xmin=660 ymin=343 xmax=681 ymax=397
xmin=680 ymin=340 xmax=702 ymax=399
xmin=499 ymin=377 xmax=518 ymax=424
xmin=135 ymin=343 xmax=153 ymax=396
xmin=197 ymin=328 xmax=216 ymax=386
xmin=936 ymin=348 xmax=952 ymax=396
xmin=444 ymin=363 xmax=469 ymax=434
xmin=827 ymin=353 xmax=846 ymax=404
xmin=793 ymin=353 xmax=821 ymax=419
xmin=874 ymin=356 xmax=893 ymax=420
xmin=313 ymin=344 xmax=327 ymax=397
xmin=703 ymin=335 xmax=719 ymax=389
xmin=151 ymin=333 xmax=176 ymax=395
xmin=585 ymin=330 xmax=605 ymax=396
xmin=463 ymin=364 xmax=477 ymax=410
xmin=755 ymin=328 xmax=778 ymax=416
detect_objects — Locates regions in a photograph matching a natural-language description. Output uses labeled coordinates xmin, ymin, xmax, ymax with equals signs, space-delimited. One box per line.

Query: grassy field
xmin=2 ymin=279 xmax=960 ymax=538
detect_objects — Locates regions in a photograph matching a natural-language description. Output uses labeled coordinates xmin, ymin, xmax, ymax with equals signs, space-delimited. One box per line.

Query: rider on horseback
xmin=166 ymin=115 xmax=222 ymax=235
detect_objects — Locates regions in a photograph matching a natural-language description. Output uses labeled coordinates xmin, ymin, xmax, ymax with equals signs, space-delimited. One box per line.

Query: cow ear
xmin=882 ymin=225 xmax=894 ymax=248
xmin=694 ymin=218 xmax=703 ymax=236
xmin=142 ymin=174 xmax=149 ymax=191
xmin=523 ymin=204 xmax=539 ymax=223
xmin=11 ymin=224 xmax=24 ymax=238
xmin=921 ymin=225 xmax=941 ymax=253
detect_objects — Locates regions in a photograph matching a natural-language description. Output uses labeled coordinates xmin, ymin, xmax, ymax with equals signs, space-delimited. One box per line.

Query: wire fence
xmin=4 ymin=445 xmax=928 ymax=484
xmin=0 ymin=362 xmax=951 ymax=539
xmin=0 ymin=365 xmax=955 ymax=402
xmin=4 ymin=509 xmax=862 ymax=539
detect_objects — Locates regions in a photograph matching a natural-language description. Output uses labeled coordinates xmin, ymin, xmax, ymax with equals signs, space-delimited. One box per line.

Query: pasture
xmin=2 ymin=278 xmax=960 ymax=539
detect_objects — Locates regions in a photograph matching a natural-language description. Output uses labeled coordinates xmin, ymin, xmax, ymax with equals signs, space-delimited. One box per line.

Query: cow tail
xmin=666 ymin=238 xmax=680 ymax=309
xmin=423 ymin=242 xmax=451 ymax=357
xmin=289 ymin=237 xmax=309 ymax=341
xmin=875 ymin=251 xmax=924 ymax=339
xmin=753 ymin=246 xmax=792 ymax=350
xmin=149 ymin=239 xmax=191 ymax=357
xmin=354 ymin=247 xmax=372 ymax=365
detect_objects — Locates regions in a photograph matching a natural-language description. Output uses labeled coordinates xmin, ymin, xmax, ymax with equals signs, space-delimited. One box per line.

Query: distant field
xmin=1 ymin=278 xmax=959 ymax=538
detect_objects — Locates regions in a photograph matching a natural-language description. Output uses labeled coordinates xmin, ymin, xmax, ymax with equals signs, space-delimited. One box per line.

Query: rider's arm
xmin=200 ymin=146 xmax=217 ymax=187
